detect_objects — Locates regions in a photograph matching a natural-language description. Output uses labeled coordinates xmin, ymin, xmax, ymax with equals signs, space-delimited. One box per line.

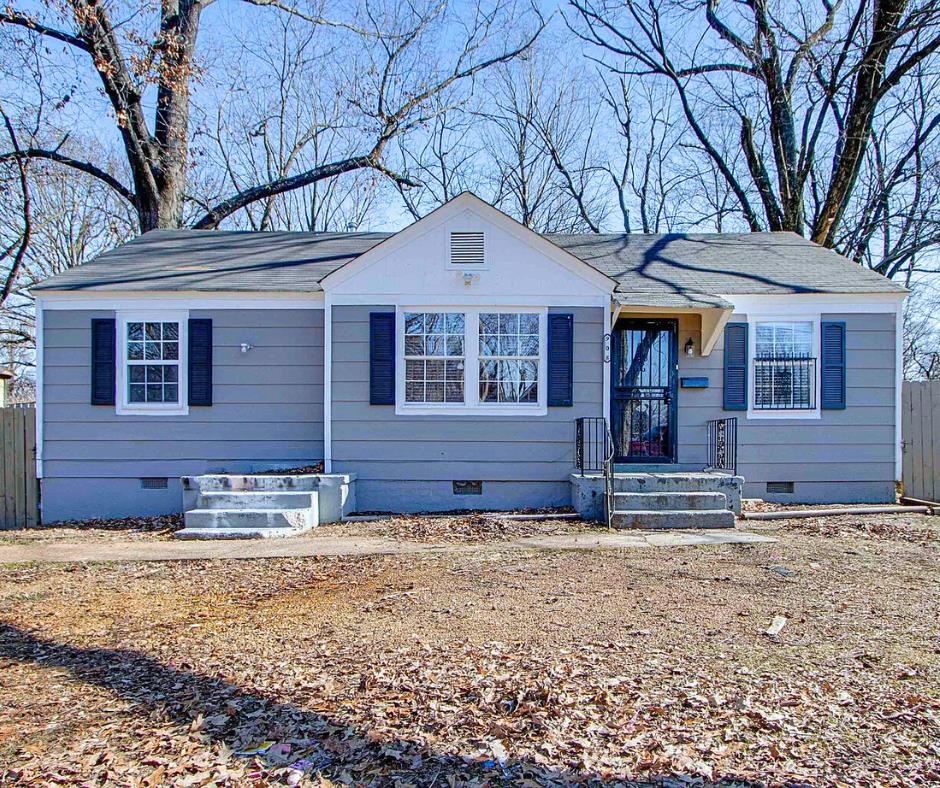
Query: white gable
xmin=323 ymin=193 xmax=613 ymax=304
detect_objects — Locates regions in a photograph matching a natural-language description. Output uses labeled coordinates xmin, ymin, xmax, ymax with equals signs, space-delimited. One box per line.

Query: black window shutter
xmin=188 ymin=318 xmax=213 ymax=406
xmin=547 ymin=313 xmax=574 ymax=407
xmin=90 ymin=318 xmax=116 ymax=406
xmin=370 ymin=312 xmax=396 ymax=405
xmin=723 ymin=322 xmax=748 ymax=411
xmin=821 ymin=321 xmax=847 ymax=410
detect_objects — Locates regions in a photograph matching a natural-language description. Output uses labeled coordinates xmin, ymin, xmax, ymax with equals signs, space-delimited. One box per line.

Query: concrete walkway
xmin=0 ymin=529 xmax=774 ymax=564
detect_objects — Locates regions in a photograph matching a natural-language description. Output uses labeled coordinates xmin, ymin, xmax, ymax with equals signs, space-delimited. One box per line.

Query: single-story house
xmin=33 ymin=192 xmax=906 ymax=528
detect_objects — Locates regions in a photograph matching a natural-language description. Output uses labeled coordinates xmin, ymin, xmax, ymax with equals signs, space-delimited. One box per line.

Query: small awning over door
xmin=614 ymin=292 xmax=734 ymax=356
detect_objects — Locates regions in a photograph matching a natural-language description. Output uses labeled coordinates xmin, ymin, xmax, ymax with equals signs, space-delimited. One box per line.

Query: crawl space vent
xmin=450 ymin=231 xmax=485 ymax=266
xmin=453 ymin=480 xmax=483 ymax=496
xmin=766 ymin=481 xmax=794 ymax=494
xmin=140 ymin=477 xmax=169 ymax=490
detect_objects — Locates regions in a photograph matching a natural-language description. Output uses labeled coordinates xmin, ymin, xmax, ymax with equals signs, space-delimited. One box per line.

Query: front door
xmin=611 ymin=319 xmax=678 ymax=463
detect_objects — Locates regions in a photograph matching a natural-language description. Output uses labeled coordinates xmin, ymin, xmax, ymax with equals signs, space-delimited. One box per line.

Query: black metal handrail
xmin=753 ymin=355 xmax=817 ymax=410
xmin=575 ymin=416 xmax=615 ymax=527
xmin=706 ymin=417 xmax=738 ymax=475
xmin=575 ymin=416 xmax=611 ymax=475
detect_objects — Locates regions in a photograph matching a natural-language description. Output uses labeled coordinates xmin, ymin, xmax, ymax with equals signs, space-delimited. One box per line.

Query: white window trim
xmin=116 ymin=310 xmax=189 ymax=416
xmin=395 ymin=306 xmax=548 ymax=416
xmin=746 ymin=313 xmax=821 ymax=420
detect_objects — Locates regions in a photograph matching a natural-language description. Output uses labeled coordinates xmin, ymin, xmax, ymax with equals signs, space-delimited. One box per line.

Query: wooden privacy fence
xmin=0 ymin=405 xmax=38 ymax=529
xmin=902 ymin=380 xmax=940 ymax=503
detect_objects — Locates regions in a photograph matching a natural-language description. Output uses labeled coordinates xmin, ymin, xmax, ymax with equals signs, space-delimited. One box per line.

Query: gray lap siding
xmin=330 ymin=305 xmax=604 ymax=511
xmin=674 ymin=310 xmax=896 ymax=502
xmin=41 ymin=308 xmax=324 ymax=521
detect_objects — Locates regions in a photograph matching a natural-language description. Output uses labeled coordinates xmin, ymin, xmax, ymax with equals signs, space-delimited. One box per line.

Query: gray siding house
xmin=34 ymin=193 xmax=905 ymax=523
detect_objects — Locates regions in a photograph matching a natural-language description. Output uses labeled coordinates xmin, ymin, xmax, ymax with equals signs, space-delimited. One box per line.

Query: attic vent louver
xmin=450 ymin=231 xmax=485 ymax=266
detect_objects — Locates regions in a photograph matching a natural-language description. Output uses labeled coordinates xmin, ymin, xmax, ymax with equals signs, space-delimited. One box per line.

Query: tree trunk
xmin=812 ymin=0 xmax=908 ymax=246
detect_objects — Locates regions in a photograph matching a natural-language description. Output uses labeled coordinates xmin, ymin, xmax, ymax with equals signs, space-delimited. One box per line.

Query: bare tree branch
xmin=0 ymin=106 xmax=32 ymax=308
xmin=0 ymin=148 xmax=137 ymax=206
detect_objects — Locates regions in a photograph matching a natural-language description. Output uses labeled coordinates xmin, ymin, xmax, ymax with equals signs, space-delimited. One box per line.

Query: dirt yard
xmin=0 ymin=513 xmax=938 ymax=786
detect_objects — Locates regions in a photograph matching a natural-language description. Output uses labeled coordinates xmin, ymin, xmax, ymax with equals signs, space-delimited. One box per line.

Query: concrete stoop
xmin=176 ymin=473 xmax=356 ymax=539
xmin=571 ymin=471 xmax=744 ymax=529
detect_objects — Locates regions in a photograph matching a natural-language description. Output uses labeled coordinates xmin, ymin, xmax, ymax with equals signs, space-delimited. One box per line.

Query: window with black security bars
xmin=753 ymin=321 xmax=816 ymax=410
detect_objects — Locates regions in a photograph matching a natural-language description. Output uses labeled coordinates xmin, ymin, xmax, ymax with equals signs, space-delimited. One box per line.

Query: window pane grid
xmin=479 ymin=312 xmax=540 ymax=404
xmin=754 ymin=322 xmax=815 ymax=410
xmin=127 ymin=321 xmax=181 ymax=404
xmin=404 ymin=312 xmax=465 ymax=404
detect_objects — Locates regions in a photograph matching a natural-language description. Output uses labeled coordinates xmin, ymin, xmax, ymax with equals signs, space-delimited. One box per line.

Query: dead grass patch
xmin=0 ymin=515 xmax=938 ymax=786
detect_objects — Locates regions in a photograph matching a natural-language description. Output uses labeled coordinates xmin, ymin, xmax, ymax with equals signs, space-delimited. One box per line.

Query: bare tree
xmin=199 ymin=13 xmax=384 ymax=232
xmin=0 ymin=149 xmax=136 ymax=381
xmin=0 ymin=104 xmax=31 ymax=309
xmin=393 ymin=109 xmax=484 ymax=220
xmin=569 ymin=0 xmax=940 ymax=271
xmin=393 ymin=55 xmax=612 ymax=232
xmin=834 ymin=65 xmax=940 ymax=279
xmin=482 ymin=60 xmax=608 ymax=232
xmin=0 ymin=0 xmax=542 ymax=235
xmin=904 ymin=283 xmax=940 ymax=379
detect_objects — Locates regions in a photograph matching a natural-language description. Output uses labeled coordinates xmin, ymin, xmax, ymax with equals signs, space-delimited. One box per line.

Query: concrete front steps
xmin=610 ymin=473 xmax=741 ymax=529
xmin=176 ymin=473 xmax=355 ymax=539
xmin=571 ymin=470 xmax=744 ymax=528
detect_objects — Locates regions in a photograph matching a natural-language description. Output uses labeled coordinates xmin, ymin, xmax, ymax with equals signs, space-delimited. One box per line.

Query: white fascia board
xmin=722 ymin=291 xmax=907 ymax=315
xmin=37 ymin=291 xmax=325 ymax=310
xmin=321 ymin=192 xmax=616 ymax=294
xmin=328 ymin=293 xmax=611 ymax=307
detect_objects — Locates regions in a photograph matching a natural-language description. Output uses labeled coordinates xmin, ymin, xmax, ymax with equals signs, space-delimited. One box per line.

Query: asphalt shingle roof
xmin=33 ymin=228 xmax=903 ymax=295
xmin=544 ymin=232 xmax=903 ymax=295
xmin=33 ymin=230 xmax=392 ymax=293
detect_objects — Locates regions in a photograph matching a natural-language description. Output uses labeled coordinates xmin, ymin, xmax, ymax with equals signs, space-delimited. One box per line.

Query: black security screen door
xmin=611 ymin=319 xmax=678 ymax=463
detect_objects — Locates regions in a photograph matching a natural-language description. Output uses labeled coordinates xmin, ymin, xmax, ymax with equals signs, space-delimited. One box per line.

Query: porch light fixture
xmin=240 ymin=342 xmax=253 ymax=354
xmin=684 ymin=337 xmax=695 ymax=357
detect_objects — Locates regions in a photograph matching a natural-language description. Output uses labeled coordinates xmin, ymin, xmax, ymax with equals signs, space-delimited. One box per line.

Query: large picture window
xmin=397 ymin=308 xmax=546 ymax=414
xmin=117 ymin=312 xmax=188 ymax=415
xmin=753 ymin=321 xmax=816 ymax=410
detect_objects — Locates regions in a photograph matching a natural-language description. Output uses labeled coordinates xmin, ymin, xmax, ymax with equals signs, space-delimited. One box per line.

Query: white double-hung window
xmin=752 ymin=319 xmax=818 ymax=413
xmin=478 ymin=312 xmax=540 ymax=404
xmin=403 ymin=312 xmax=466 ymax=404
xmin=397 ymin=308 xmax=546 ymax=414
xmin=116 ymin=312 xmax=188 ymax=415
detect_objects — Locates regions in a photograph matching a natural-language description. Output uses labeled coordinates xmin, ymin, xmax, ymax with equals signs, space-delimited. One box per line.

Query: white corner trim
xmin=37 ymin=291 xmax=324 ymax=310
xmin=35 ymin=297 xmax=44 ymax=482
xmin=115 ymin=310 xmax=189 ymax=416
xmin=602 ymin=302 xmax=612 ymax=428
xmin=394 ymin=305 xmax=549 ymax=417
xmin=328 ymin=293 xmax=610 ymax=308
xmin=895 ymin=300 xmax=904 ymax=481
xmin=324 ymin=293 xmax=333 ymax=473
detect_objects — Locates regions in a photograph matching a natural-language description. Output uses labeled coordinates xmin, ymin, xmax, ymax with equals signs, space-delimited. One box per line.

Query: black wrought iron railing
xmin=706 ymin=417 xmax=738 ymax=475
xmin=575 ymin=416 xmax=615 ymax=527
xmin=575 ymin=416 xmax=611 ymax=475
xmin=753 ymin=356 xmax=817 ymax=410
